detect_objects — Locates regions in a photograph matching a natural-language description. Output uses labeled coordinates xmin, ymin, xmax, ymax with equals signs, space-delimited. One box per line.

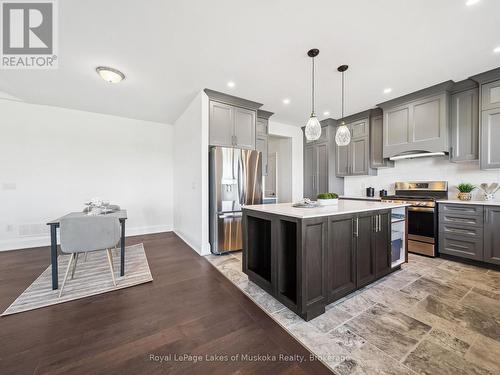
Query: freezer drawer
xmin=215 ymin=212 xmax=243 ymax=254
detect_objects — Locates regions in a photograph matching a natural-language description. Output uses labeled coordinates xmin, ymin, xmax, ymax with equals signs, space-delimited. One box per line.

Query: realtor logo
xmin=1 ymin=0 xmax=58 ymax=69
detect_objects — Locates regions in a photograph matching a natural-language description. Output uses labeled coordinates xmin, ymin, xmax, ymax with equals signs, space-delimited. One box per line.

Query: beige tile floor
xmin=206 ymin=252 xmax=500 ymax=374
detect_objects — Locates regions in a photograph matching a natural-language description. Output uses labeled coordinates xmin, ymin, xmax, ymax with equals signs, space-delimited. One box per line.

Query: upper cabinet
xmin=256 ymin=110 xmax=274 ymax=176
xmin=335 ymin=111 xmax=377 ymax=177
xmin=449 ymin=80 xmax=479 ymax=162
xmin=370 ymin=109 xmax=394 ymax=169
xmin=470 ymin=68 xmax=500 ymax=170
xmin=205 ymin=89 xmax=262 ymax=150
xmin=377 ymin=81 xmax=453 ymax=158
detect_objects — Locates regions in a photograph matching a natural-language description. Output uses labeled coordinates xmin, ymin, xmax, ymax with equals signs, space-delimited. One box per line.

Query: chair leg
xmin=71 ymin=253 xmax=79 ymax=279
xmin=109 ymin=250 xmax=114 ymax=271
xmin=59 ymin=253 xmax=75 ymax=298
xmin=106 ymin=249 xmax=116 ymax=286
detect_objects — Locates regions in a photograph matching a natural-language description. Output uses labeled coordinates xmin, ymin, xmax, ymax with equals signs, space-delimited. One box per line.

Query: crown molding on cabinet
xmin=257 ymin=109 xmax=274 ymax=119
xmin=469 ymin=67 xmax=500 ymax=84
xmin=204 ymin=88 xmax=263 ymax=110
xmin=376 ymin=80 xmax=454 ymax=109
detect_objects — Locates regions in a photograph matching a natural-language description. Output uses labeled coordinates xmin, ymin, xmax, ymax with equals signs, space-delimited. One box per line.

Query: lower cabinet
xmin=328 ymin=210 xmax=391 ymax=299
xmin=438 ymin=203 xmax=500 ymax=265
xmin=484 ymin=206 xmax=500 ymax=265
xmin=327 ymin=215 xmax=356 ymax=301
xmin=356 ymin=213 xmax=377 ymax=288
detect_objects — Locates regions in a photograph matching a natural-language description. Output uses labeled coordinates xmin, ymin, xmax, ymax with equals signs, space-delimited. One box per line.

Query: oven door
xmin=407 ymin=206 xmax=436 ymax=256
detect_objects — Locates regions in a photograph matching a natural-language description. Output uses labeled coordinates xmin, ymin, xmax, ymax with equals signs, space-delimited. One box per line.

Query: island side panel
xmin=242 ymin=210 xmax=274 ymax=294
xmin=299 ymin=217 xmax=327 ymax=320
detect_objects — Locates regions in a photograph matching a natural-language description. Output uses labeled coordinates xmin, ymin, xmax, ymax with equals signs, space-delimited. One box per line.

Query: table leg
xmin=120 ymin=220 xmax=125 ymax=276
xmin=50 ymin=224 xmax=58 ymax=290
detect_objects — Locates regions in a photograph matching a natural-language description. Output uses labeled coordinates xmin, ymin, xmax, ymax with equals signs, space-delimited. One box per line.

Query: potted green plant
xmin=317 ymin=192 xmax=339 ymax=206
xmin=457 ymin=183 xmax=475 ymax=201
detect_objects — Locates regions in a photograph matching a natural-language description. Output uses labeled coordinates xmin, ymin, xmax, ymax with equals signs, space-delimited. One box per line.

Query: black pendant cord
xmin=341 ymin=70 xmax=344 ymax=119
xmin=311 ymin=57 xmax=315 ymax=116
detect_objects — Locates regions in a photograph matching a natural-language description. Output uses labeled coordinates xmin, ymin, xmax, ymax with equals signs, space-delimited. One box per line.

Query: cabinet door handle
xmin=484 ymin=209 xmax=488 ymax=224
xmin=378 ymin=214 xmax=381 ymax=232
xmin=354 ymin=217 xmax=359 ymax=237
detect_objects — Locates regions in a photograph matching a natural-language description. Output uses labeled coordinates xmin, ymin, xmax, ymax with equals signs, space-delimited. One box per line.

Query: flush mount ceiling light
xmin=304 ymin=48 xmax=322 ymax=141
xmin=323 ymin=111 xmax=330 ymax=116
xmin=282 ymin=98 xmax=291 ymax=105
xmin=494 ymin=46 xmax=500 ymax=53
xmin=227 ymin=81 xmax=235 ymax=88
xmin=96 ymin=66 xmax=125 ymax=83
xmin=383 ymin=88 xmax=392 ymax=94
xmin=335 ymin=65 xmax=351 ymax=146
xmin=466 ymin=0 xmax=480 ymax=6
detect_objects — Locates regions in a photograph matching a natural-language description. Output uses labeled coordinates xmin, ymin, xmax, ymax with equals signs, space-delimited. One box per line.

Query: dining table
xmin=46 ymin=210 xmax=127 ymax=290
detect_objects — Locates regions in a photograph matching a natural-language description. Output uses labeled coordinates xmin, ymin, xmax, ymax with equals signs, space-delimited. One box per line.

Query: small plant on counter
xmin=317 ymin=192 xmax=339 ymax=199
xmin=316 ymin=192 xmax=339 ymax=206
xmin=457 ymin=183 xmax=475 ymax=201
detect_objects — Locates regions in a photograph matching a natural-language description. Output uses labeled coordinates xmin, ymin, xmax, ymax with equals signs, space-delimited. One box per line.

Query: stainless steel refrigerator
xmin=209 ymin=146 xmax=262 ymax=254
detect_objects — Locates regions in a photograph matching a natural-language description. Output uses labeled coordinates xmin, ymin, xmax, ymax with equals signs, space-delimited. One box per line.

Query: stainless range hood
xmin=389 ymin=151 xmax=447 ymax=161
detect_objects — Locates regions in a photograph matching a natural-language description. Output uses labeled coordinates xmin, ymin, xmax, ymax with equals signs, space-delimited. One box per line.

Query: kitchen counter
xmin=437 ymin=199 xmax=500 ymax=206
xmin=340 ymin=195 xmax=382 ymax=201
xmin=243 ymin=201 xmax=409 ymax=219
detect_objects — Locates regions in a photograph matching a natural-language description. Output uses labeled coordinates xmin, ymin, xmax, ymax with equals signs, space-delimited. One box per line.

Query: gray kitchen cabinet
xmin=335 ymin=142 xmax=349 ymax=177
xmin=450 ymin=88 xmax=479 ymax=162
xmin=205 ymin=89 xmax=262 ymax=150
xmin=350 ymin=137 xmax=369 ymax=175
xmin=480 ymin=107 xmax=500 ymax=169
xmin=481 ymin=79 xmax=500 ymax=110
xmin=370 ymin=114 xmax=394 ymax=169
xmin=256 ymin=110 xmax=273 ymax=177
xmin=209 ymin=101 xmax=234 ymax=147
xmin=334 ymin=114 xmax=375 ymax=177
xmin=303 ymin=142 xmax=328 ymax=199
xmin=233 ymin=107 xmax=256 ymax=149
xmin=484 ymin=206 xmax=500 ymax=265
xmin=468 ymin=69 xmax=500 ymax=170
xmin=256 ymin=135 xmax=268 ymax=175
xmin=438 ymin=202 xmax=500 ymax=265
xmin=378 ymin=82 xmax=452 ymax=158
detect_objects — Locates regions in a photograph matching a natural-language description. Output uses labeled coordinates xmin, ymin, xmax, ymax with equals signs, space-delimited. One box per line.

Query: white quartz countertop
xmin=340 ymin=195 xmax=382 ymax=201
xmin=243 ymin=201 xmax=410 ymax=219
xmin=437 ymin=199 xmax=500 ymax=206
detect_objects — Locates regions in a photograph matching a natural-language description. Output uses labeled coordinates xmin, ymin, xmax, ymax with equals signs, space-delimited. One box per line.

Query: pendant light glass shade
xmin=335 ymin=65 xmax=351 ymax=146
xmin=335 ymin=122 xmax=351 ymax=146
xmin=305 ymin=113 xmax=321 ymax=140
xmin=305 ymin=49 xmax=321 ymax=141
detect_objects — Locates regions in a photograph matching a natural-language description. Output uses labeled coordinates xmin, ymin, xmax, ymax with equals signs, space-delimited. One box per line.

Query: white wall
xmin=0 ymin=100 xmax=174 ymax=251
xmin=344 ymin=156 xmax=500 ymax=201
xmin=268 ymin=120 xmax=303 ymax=202
xmin=172 ymin=91 xmax=210 ymax=255
xmin=268 ymin=136 xmax=292 ymax=202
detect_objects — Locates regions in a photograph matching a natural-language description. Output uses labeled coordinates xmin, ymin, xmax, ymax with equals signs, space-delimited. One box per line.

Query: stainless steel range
xmin=381 ymin=181 xmax=448 ymax=257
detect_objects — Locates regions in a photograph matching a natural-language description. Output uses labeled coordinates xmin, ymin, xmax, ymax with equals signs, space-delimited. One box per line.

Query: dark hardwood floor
xmin=0 ymin=232 xmax=331 ymax=375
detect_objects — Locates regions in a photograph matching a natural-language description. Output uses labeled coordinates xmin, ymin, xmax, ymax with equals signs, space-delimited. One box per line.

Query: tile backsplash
xmin=344 ymin=156 xmax=500 ymax=201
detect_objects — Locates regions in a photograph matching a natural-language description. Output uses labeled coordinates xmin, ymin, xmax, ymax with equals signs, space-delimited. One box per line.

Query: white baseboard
xmin=0 ymin=224 xmax=173 ymax=252
xmin=173 ymin=229 xmax=211 ymax=256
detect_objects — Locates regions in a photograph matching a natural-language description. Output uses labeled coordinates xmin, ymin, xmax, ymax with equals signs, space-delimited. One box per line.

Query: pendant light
xmin=335 ymin=65 xmax=351 ymax=146
xmin=304 ymin=49 xmax=321 ymax=141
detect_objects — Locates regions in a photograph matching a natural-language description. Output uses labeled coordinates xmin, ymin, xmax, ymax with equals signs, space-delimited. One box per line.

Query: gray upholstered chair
xmin=59 ymin=215 xmax=121 ymax=297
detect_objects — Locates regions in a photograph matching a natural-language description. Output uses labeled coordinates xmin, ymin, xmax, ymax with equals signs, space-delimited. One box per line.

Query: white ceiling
xmin=1 ymin=0 xmax=499 ymax=125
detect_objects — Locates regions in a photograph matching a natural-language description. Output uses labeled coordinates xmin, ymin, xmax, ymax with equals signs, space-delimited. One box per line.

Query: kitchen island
xmin=242 ymin=200 xmax=409 ymax=320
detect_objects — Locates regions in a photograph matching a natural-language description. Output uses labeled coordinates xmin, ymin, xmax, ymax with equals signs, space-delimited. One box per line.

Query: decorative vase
xmin=317 ymin=198 xmax=339 ymax=206
xmin=458 ymin=192 xmax=472 ymax=201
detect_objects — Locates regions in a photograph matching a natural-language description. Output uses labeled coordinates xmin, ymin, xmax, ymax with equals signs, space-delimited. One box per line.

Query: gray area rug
xmin=2 ymin=243 xmax=153 ymax=316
